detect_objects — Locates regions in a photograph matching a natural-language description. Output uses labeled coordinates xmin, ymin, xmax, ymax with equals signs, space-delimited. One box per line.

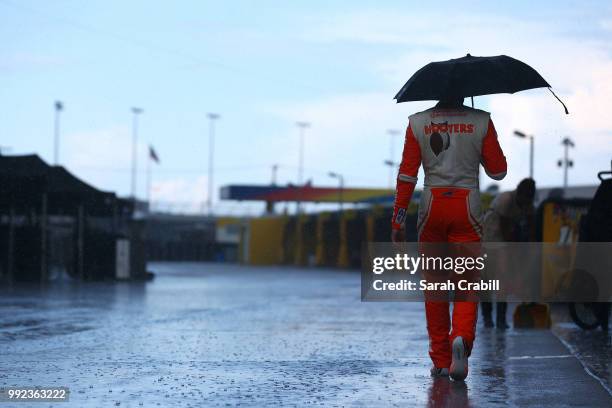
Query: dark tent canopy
xmin=0 ymin=154 xmax=131 ymax=216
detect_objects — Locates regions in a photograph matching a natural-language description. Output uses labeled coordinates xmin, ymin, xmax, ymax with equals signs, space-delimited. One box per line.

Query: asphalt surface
xmin=0 ymin=262 xmax=610 ymax=407
xmin=551 ymin=305 xmax=611 ymax=394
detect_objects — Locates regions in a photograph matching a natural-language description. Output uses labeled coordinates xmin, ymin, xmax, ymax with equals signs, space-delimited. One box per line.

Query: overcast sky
xmin=1 ymin=0 xmax=611 ymax=214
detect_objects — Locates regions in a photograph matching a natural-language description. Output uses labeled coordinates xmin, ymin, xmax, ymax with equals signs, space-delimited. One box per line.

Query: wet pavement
xmin=551 ymin=305 xmax=611 ymax=394
xmin=0 ymin=262 xmax=610 ymax=407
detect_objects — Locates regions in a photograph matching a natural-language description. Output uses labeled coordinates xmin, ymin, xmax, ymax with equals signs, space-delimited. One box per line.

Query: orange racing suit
xmin=392 ymin=105 xmax=507 ymax=369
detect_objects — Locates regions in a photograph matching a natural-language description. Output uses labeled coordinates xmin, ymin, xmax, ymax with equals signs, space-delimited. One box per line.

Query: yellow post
xmin=294 ymin=214 xmax=306 ymax=266
xmin=337 ymin=210 xmax=355 ymax=268
xmin=238 ymin=220 xmax=247 ymax=264
xmin=315 ymin=212 xmax=329 ymax=266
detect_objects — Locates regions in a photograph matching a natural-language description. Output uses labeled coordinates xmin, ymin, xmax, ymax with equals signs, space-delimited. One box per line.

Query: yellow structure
xmin=540 ymin=201 xmax=588 ymax=298
xmin=216 ymin=217 xmax=242 ymax=244
xmin=514 ymin=199 xmax=588 ymax=329
xmin=242 ymin=216 xmax=288 ymax=265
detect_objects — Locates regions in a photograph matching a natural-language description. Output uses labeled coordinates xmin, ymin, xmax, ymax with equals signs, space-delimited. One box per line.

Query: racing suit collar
xmin=435 ymin=101 xmax=467 ymax=109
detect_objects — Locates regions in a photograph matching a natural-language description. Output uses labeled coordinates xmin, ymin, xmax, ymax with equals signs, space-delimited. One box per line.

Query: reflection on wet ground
xmin=0 ymin=263 xmax=610 ymax=407
xmin=551 ymin=304 xmax=611 ymax=393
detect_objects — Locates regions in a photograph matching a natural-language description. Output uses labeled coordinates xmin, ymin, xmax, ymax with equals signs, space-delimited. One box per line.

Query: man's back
xmin=391 ymin=104 xmax=507 ymax=233
xmin=409 ymin=106 xmax=506 ymax=189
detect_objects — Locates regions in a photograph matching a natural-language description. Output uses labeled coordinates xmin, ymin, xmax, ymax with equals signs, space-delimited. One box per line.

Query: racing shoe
xmin=450 ymin=336 xmax=468 ymax=381
xmin=430 ymin=367 xmax=449 ymax=377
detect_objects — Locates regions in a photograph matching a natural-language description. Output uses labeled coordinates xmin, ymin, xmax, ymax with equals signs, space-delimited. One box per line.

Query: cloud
xmin=284 ymin=7 xmax=612 ymax=190
xmin=150 ymin=175 xmax=208 ymax=213
xmin=61 ymin=125 xmax=250 ymax=213
xmin=64 ymin=125 xmax=132 ymax=168
xmin=0 ymin=53 xmax=64 ymax=73
xmin=486 ymin=44 xmax=612 ymax=187
xmin=263 ymin=92 xmax=420 ymax=186
xmin=42 ymin=5 xmax=612 ymax=215
xmin=62 ymin=125 xmax=150 ymax=196
xmin=601 ymin=19 xmax=612 ymax=31
xmin=304 ymin=9 xmax=521 ymax=48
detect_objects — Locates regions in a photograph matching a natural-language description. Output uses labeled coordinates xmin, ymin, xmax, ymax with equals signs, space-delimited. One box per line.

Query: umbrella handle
xmin=548 ymin=88 xmax=569 ymax=115
xmin=471 ymin=96 xmax=474 ymax=108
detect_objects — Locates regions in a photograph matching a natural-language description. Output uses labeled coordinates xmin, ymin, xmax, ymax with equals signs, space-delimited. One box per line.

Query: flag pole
xmin=146 ymin=148 xmax=152 ymax=211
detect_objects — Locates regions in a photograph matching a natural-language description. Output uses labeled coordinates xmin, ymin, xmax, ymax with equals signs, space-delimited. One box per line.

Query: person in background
xmin=482 ymin=178 xmax=536 ymax=328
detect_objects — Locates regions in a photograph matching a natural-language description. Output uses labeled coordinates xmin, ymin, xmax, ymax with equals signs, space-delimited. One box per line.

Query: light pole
xmin=207 ymin=113 xmax=220 ymax=216
xmin=387 ymin=129 xmax=401 ymax=187
xmin=271 ymin=164 xmax=278 ymax=185
xmin=558 ymin=137 xmax=575 ymax=191
xmin=384 ymin=159 xmax=399 ymax=189
xmin=54 ymin=101 xmax=63 ymax=165
xmin=131 ymin=107 xmax=143 ymax=201
xmin=296 ymin=121 xmax=310 ymax=213
xmin=296 ymin=122 xmax=310 ymax=186
xmin=513 ymin=130 xmax=534 ymax=179
xmin=328 ymin=171 xmax=345 ymax=212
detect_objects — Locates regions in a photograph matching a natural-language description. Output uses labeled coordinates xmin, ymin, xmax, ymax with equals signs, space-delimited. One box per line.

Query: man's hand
xmin=391 ymin=228 xmax=405 ymax=243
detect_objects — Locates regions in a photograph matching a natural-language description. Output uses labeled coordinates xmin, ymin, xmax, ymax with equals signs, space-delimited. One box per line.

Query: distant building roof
xmin=0 ymin=154 xmax=109 ymax=195
xmin=220 ymin=184 xmax=397 ymax=204
xmin=0 ymin=154 xmax=131 ymax=215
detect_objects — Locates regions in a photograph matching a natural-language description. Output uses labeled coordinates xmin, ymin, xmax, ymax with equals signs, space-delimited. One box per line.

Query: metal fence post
xmin=77 ymin=205 xmax=84 ymax=280
xmin=40 ymin=193 xmax=48 ymax=283
xmin=7 ymin=207 xmax=15 ymax=283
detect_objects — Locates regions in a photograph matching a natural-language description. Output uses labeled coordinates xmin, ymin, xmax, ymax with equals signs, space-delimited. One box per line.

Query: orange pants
xmin=418 ymin=187 xmax=480 ymax=369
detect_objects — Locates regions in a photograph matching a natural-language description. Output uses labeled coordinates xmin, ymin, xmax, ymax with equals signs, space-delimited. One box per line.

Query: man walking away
xmin=391 ymin=96 xmax=507 ymax=381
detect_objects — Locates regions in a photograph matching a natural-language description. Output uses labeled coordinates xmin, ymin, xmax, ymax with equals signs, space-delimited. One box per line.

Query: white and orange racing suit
xmin=392 ymin=105 xmax=507 ymax=370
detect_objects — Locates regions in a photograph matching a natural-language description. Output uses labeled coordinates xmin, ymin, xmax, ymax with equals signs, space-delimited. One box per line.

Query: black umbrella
xmin=394 ymin=54 xmax=568 ymax=114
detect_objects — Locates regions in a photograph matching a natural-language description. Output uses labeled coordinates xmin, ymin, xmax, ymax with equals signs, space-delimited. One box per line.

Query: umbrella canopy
xmin=394 ymin=54 xmax=568 ymax=113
